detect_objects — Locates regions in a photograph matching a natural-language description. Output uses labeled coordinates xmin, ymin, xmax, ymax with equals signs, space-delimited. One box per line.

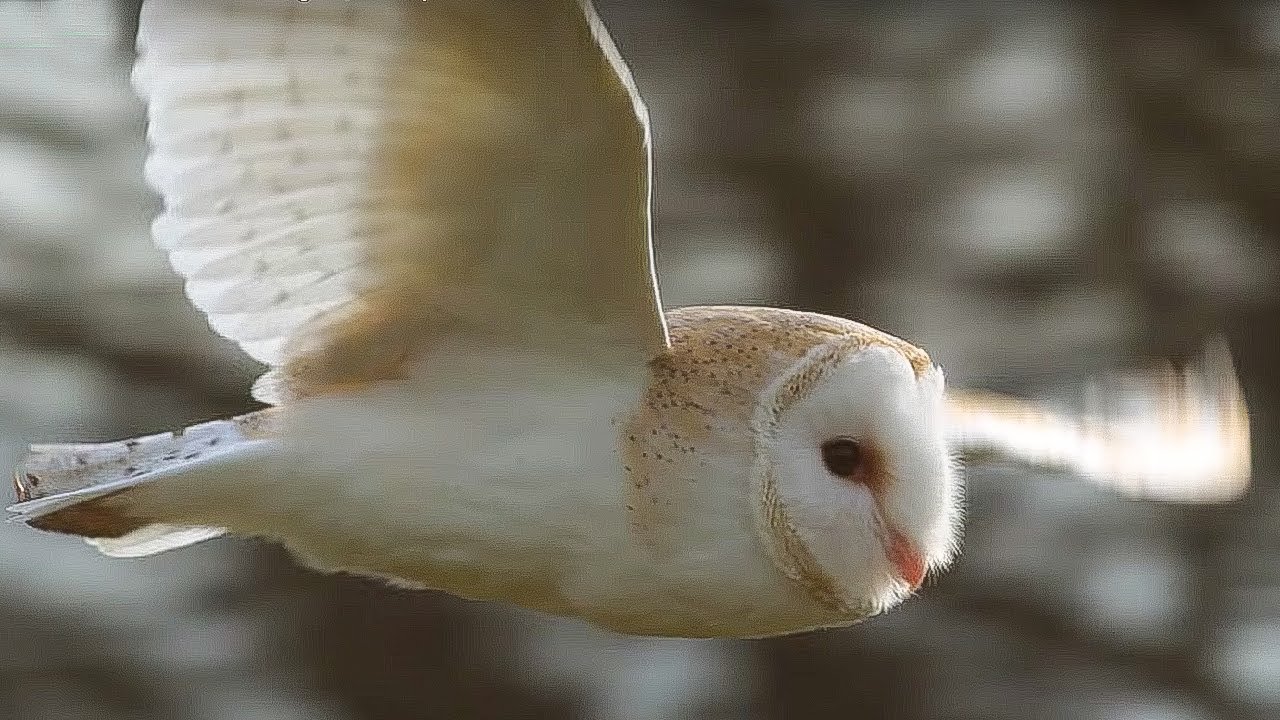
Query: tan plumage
xmin=623 ymin=306 xmax=929 ymax=546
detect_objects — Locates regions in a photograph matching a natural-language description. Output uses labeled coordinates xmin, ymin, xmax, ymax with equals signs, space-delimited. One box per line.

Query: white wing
xmin=133 ymin=0 xmax=668 ymax=402
xmin=946 ymin=338 xmax=1251 ymax=502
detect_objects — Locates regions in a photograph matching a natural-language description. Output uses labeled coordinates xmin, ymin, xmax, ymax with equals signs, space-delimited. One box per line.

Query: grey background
xmin=1 ymin=1 xmax=1277 ymax=718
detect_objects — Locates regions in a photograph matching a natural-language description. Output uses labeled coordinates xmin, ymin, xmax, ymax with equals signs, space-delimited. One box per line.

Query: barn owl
xmin=7 ymin=0 xmax=1250 ymax=639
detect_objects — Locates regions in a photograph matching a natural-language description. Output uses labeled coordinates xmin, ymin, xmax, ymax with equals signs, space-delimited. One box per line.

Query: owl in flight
xmin=9 ymin=0 xmax=1250 ymax=638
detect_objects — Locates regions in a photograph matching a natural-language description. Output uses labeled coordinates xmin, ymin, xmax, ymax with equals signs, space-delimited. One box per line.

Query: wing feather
xmin=134 ymin=0 xmax=669 ymax=385
xmin=946 ymin=338 xmax=1251 ymax=502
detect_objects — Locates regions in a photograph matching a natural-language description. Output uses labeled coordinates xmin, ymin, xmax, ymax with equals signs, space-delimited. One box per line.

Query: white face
xmin=752 ymin=342 xmax=962 ymax=617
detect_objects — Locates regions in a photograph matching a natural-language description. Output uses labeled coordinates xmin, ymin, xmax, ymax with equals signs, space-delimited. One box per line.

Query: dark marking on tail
xmin=25 ymin=491 xmax=149 ymax=539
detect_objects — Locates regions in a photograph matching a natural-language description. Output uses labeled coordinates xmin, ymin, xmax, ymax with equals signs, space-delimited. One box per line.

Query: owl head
xmin=646 ymin=306 xmax=962 ymax=624
xmin=749 ymin=324 xmax=962 ymax=619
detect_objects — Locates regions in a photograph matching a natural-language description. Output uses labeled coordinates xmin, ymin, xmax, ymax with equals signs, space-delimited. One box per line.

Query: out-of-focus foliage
xmin=1 ymin=1 xmax=1277 ymax=718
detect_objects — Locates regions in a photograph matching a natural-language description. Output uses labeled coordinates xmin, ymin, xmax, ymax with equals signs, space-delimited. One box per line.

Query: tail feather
xmin=9 ymin=410 xmax=278 ymax=555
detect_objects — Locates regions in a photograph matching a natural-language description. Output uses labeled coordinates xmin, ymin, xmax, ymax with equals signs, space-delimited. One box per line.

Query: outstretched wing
xmin=946 ymin=338 xmax=1251 ymax=502
xmin=133 ymin=0 xmax=668 ymax=403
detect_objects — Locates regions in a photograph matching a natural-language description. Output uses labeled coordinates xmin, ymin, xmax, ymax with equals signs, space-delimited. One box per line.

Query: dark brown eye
xmin=820 ymin=436 xmax=864 ymax=478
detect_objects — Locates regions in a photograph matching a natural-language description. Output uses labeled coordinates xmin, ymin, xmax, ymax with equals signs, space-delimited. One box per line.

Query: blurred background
xmin=1 ymin=0 xmax=1278 ymax=718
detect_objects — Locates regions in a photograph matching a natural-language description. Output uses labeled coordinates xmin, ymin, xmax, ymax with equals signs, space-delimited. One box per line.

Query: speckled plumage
xmin=623 ymin=305 xmax=933 ymax=563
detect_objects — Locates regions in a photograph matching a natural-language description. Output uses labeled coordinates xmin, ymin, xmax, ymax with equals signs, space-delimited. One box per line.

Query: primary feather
xmin=945 ymin=338 xmax=1251 ymax=502
xmin=133 ymin=0 xmax=669 ymax=403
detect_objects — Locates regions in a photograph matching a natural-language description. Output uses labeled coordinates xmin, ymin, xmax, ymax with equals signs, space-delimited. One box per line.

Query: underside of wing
xmin=133 ymin=0 xmax=669 ymax=402
xmin=946 ymin=338 xmax=1251 ymax=502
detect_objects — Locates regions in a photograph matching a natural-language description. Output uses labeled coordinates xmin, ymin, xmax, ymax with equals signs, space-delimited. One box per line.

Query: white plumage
xmin=8 ymin=0 xmax=1250 ymax=638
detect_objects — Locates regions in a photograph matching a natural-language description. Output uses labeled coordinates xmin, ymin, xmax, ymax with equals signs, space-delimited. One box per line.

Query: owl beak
xmin=886 ymin=527 xmax=926 ymax=590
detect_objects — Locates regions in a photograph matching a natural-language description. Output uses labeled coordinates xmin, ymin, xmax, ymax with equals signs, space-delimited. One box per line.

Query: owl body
xmin=275 ymin=329 xmax=785 ymax=638
xmin=95 ymin=306 xmax=937 ymax=638
xmin=182 ymin=306 xmax=931 ymax=637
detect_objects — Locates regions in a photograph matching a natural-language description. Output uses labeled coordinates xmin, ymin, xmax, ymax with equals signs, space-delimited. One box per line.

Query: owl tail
xmin=8 ymin=410 xmax=279 ymax=557
xmin=945 ymin=337 xmax=1251 ymax=502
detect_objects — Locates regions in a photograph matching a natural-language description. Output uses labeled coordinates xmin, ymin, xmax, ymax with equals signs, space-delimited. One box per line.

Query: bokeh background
xmin=2 ymin=1 xmax=1278 ymax=718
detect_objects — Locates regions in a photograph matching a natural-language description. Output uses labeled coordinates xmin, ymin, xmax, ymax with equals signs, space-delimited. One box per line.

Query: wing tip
xmin=947 ymin=336 xmax=1253 ymax=503
xmin=1075 ymin=336 xmax=1252 ymax=502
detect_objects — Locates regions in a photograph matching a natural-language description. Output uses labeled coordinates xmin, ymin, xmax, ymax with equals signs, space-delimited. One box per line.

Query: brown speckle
xmin=620 ymin=305 xmax=933 ymax=552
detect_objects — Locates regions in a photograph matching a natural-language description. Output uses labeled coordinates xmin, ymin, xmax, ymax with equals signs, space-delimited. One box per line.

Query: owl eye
xmin=820 ymin=436 xmax=864 ymax=478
